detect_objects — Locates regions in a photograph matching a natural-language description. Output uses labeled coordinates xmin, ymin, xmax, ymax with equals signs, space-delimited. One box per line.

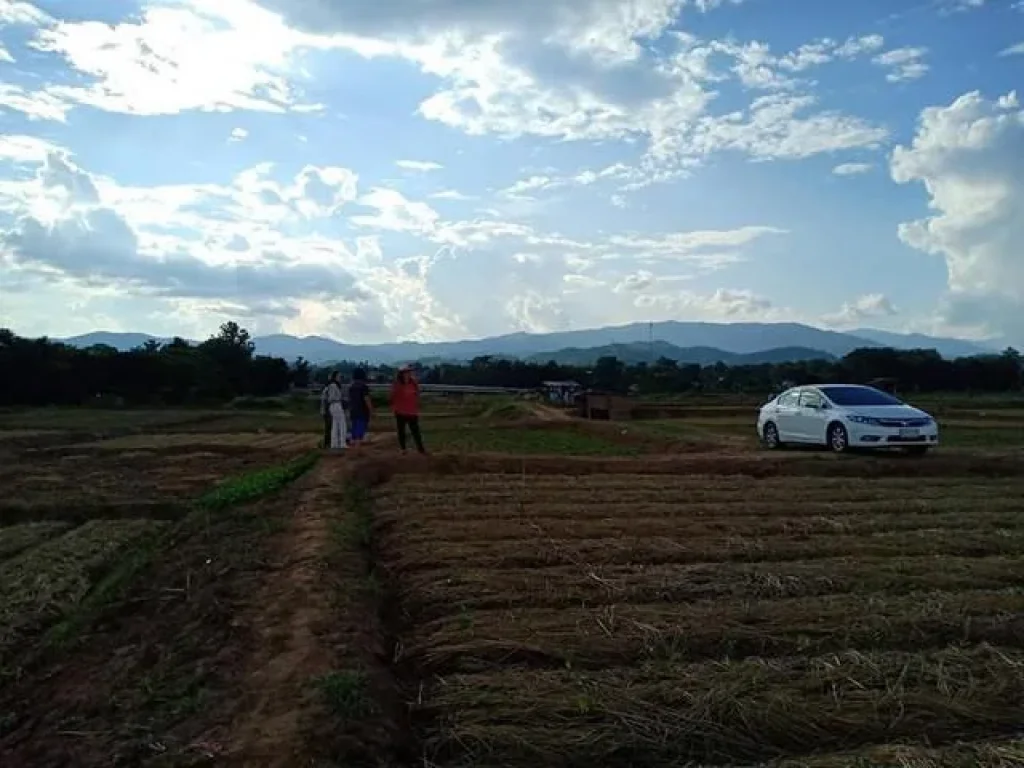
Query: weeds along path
xmin=221 ymin=444 xmax=402 ymax=767
xmin=221 ymin=457 xmax=344 ymax=766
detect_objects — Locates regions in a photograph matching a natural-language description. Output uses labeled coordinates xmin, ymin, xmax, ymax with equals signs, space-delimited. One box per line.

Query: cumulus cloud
xmin=891 ymin=90 xmax=1024 ymax=344
xmin=823 ymin=293 xmax=897 ymax=326
xmin=236 ymin=0 xmax=888 ymax=189
xmin=0 ymin=147 xmax=375 ymax=329
xmin=4 ymin=208 xmax=366 ymax=302
xmin=4 ymin=1 xmax=931 ymax=342
xmin=9 ymin=0 xmax=330 ymax=117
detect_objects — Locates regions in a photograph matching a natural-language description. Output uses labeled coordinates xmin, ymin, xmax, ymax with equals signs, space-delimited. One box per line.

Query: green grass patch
xmin=315 ymin=669 xmax=376 ymax=719
xmin=41 ymin=453 xmax=319 ymax=651
xmin=197 ymin=451 xmax=319 ymax=511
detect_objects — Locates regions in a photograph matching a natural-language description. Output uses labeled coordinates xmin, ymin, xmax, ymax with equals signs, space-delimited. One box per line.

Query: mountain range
xmin=55 ymin=322 xmax=998 ymax=365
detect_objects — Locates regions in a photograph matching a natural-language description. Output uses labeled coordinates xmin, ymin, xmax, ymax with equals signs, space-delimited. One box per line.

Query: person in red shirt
xmin=390 ymin=364 xmax=426 ymax=454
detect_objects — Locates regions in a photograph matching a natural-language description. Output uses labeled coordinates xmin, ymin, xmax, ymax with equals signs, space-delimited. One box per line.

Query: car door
xmin=773 ymin=389 xmax=802 ymax=441
xmin=796 ymin=388 xmax=829 ymax=444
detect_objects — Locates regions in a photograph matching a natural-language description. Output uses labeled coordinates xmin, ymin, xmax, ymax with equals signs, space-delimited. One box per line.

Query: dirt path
xmin=526 ymin=402 xmax=572 ymax=421
xmin=219 ymin=456 xmax=348 ymax=767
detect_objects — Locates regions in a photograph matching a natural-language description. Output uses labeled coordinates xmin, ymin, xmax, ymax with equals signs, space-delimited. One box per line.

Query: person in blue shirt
xmin=347 ymin=367 xmax=373 ymax=446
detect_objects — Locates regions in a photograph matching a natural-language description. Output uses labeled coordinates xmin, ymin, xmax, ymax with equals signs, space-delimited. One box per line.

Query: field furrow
xmin=386 ymin=526 xmax=1024 ymax=571
xmin=380 ymin=503 xmax=1024 ymax=545
xmin=395 ymin=554 xmax=1024 ymax=615
xmin=417 ymin=646 xmax=1024 ymax=766
xmin=401 ymin=589 xmax=1024 ymax=671
xmin=0 ymin=521 xmax=72 ymax=561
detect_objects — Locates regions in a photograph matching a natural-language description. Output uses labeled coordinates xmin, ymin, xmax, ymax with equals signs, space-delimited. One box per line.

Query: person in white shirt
xmin=322 ymin=371 xmax=347 ymax=450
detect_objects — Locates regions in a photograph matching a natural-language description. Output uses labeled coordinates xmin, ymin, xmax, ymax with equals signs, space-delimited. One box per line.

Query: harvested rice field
xmin=364 ymin=457 xmax=1024 ymax=767
xmin=3 ymin=397 xmax=1024 ymax=768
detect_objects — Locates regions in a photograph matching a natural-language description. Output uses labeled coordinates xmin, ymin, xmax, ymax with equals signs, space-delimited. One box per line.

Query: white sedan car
xmin=757 ymin=384 xmax=939 ymax=454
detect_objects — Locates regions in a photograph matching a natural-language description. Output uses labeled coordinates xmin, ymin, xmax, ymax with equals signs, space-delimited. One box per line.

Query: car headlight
xmin=848 ymin=415 xmax=881 ymax=425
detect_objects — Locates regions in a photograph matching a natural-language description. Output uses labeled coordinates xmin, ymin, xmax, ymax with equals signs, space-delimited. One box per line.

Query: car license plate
xmin=900 ymin=428 xmax=920 ymax=438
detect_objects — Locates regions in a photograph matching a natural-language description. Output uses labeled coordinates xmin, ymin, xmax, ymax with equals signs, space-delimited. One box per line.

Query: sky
xmin=0 ymin=0 xmax=1022 ymax=346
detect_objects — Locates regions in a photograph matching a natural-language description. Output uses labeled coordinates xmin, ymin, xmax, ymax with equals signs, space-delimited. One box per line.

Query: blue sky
xmin=1 ymin=0 xmax=1022 ymax=345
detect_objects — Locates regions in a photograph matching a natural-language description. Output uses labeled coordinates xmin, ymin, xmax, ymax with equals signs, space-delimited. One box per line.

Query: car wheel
xmin=827 ymin=422 xmax=849 ymax=453
xmin=906 ymin=445 xmax=929 ymax=456
xmin=762 ymin=421 xmax=781 ymax=450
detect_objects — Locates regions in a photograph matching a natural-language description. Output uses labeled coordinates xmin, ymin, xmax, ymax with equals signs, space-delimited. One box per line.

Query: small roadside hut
xmin=578 ymin=390 xmax=633 ymax=420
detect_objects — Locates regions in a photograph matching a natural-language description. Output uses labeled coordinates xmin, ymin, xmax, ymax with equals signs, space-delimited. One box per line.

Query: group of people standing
xmin=319 ymin=364 xmax=426 ymax=454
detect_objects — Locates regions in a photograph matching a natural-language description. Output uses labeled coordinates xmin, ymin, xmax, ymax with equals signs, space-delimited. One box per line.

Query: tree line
xmin=387 ymin=346 xmax=1024 ymax=395
xmin=0 ymin=323 xmax=306 ymax=407
xmin=1 ymin=323 xmax=1021 ymax=408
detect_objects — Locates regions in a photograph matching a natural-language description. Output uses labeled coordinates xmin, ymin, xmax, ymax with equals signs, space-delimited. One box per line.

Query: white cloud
xmin=832 ymin=162 xmax=873 ymax=176
xmin=891 ymin=90 xmax=1024 ymax=344
xmin=233 ymin=1 xmax=889 ymax=190
xmin=823 ymin=293 xmax=897 ymax=326
xmin=0 ymin=0 xmax=51 ymax=25
xmin=505 ymin=290 xmax=570 ymax=333
xmin=430 ymin=189 xmax=475 ymax=200
xmin=614 ymin=270 xmax=656 ymax=292
xmin=0 ymin=148 xmax=383 ymax=332
xmin=873 ymin=47 xmax=929 ymax=83
xmin=0 ymin=84 xmax=72 ymax=121
xmin=0 ymin=135 xmax=65 ymax=165
xmin=16 ymin=0 xmax=332 ymax=118
xmin=999 ymin=42 xmax=1024 ymax=56
xmin=635 ymin=287 xmax=777 ymax=320
xmin=396 ymin=159 xmax=444 ymax=171
xmin=684 ymin=92 xmax=888 ymax=161
xmin=351 ymin=187 xmax=440 ymax=234
xmin=6 ymin=0 xmax=995 ymax=345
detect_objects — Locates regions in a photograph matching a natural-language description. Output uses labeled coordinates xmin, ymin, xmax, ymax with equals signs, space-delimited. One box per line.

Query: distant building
xmin=541 ymin=380 xmax=582 ymax=405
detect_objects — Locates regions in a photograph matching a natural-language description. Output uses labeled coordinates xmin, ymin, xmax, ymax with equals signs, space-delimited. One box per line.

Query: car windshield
xmin=821 ymin=386 xmax=903 ymax=406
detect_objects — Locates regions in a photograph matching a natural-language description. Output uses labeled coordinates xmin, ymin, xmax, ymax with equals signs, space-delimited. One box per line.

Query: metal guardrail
xmin=365 ymin=383 xmax=531 ymax=394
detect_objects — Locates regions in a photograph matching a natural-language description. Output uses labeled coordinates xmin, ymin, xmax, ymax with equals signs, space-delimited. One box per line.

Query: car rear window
xmin=821 ymin=386 xmax=903 ymax=406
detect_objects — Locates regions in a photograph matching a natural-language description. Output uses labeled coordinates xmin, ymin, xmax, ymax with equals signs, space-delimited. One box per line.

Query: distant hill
xmin=57 ymin=321 xmax=995 ymax=364
xmin=848 ymin=328 xmax=995 ymax=358
xmin=525 ymin=342 xmax=835 ymax=366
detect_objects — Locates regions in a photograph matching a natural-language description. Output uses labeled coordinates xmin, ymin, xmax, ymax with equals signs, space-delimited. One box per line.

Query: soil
xmin=220 ymin=459 xmax=344 ymax=767
xmin=0 ymin=462 xmax=335 ymax=767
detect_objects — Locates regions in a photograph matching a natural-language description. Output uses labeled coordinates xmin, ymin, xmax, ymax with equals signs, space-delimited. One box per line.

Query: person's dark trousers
xmin=322 ymin=413 xmax=331 ymax=448
xmin=395 ymin=414 xmax=425 ymax=453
